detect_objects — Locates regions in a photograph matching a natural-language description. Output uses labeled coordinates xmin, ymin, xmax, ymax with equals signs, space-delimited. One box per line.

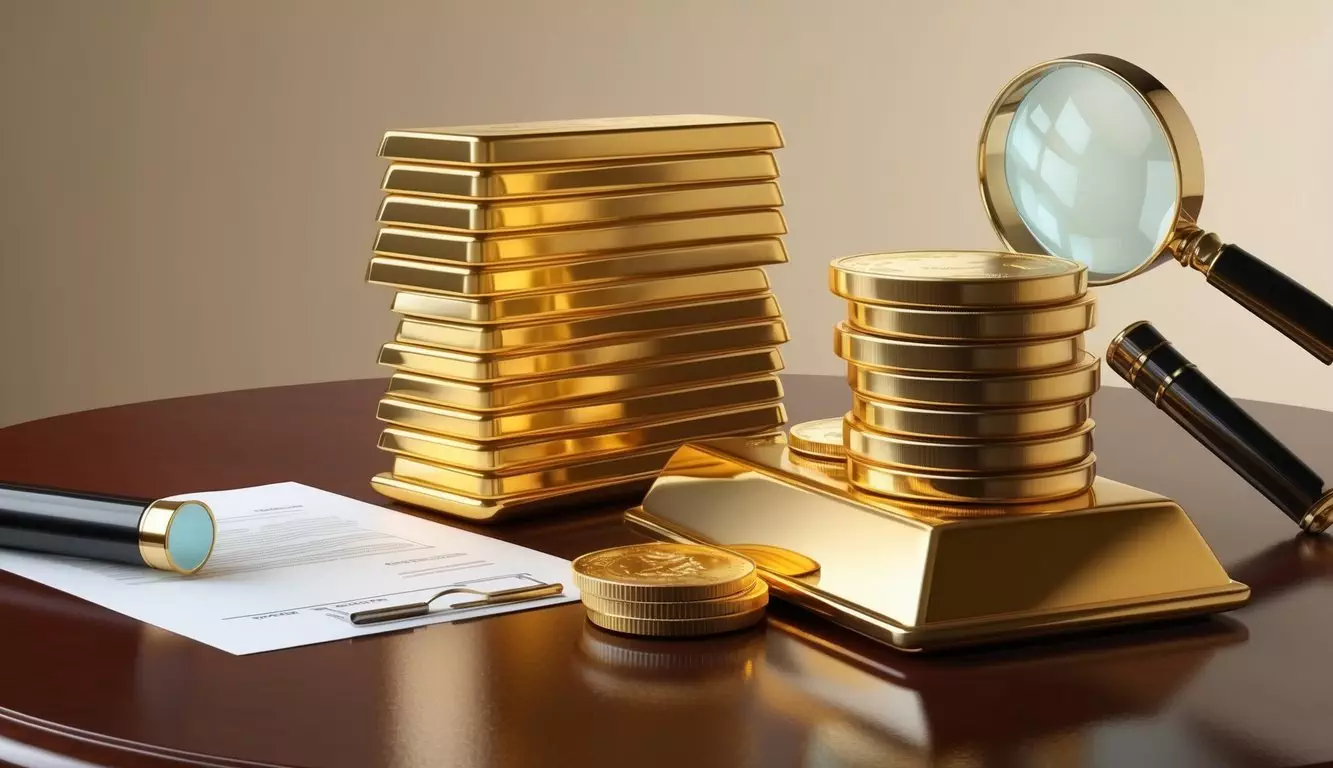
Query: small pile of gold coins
xmin=363 ymin=116 xmax=793 ymax=522
xmin=572 ymin=543 xmax=769 ymax=637
xmin=822 ymin=251 xmax=1101 ymax=504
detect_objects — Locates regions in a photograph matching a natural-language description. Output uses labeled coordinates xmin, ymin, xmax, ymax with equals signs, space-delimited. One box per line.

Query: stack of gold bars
xmin=829 ymin=251 xmax=1101 ymax=503
xmin=364 ymin=115 xmax=792 ymax=521
xmin=572 ymin=543 xmax=769 ymax=637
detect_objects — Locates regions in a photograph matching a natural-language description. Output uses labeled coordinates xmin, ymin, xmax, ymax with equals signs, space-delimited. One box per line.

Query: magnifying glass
xmin=979 ymin=53 xmax=1333 ymax=364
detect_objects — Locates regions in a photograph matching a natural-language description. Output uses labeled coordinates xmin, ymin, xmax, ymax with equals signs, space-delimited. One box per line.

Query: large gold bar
xmin=377 ymin=182 xmax=782 ymax=233
xmin=393 ymin=294 xmax=782 ymax=353
xmin=379 ymin=115 xmax=783 ymax=166
xmin=390 ymin=269 xmax=771 ymax=324
xmin=384 ymin=350 xmax=784 ymax=411
xmin=379 ymin=320 xmax=788 ymax=382
xmin=626 ymin=435 xmax=1249 ymax=651
xmin=392 ymin=447 xmax=681 ymax=498
xmin=372 ymin=472 xmax=653 ymax=523
xmin=380 ymin=374 xmax=784 ymax=438
xmin=373 ymin=211 xmax=787 ymax=266
xmin=378 ymin=402 xmax=787 ymax=471
xmin=381 ymin=152 xmax=779 ymax=200
xmin=367 ymin=239 xmax=786 ymax=296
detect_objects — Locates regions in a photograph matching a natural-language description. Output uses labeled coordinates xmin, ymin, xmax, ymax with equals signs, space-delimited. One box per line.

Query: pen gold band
xmin=844 ymin=416 xmax=1094 ymax=473
xmin=848 ymin=352 xmax=1100 ymax=407
xmin=137 ymin=499 xmax=217 ymax=575
xmin=851 ymin=394 xmax=1089 ymax=439
xmin=1299 ymin=490 xmax=1333 ymax=534
xmin=846 ymin=293 xmax=1096 ymax=341
xmin=836 ymin=323 xmax=1085 ymax=374
xmin=848 ymin=454 xmax=1097 ymax=503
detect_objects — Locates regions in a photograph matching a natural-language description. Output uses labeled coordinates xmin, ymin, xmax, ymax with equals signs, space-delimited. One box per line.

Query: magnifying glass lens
xmin=1004 ymin=66 xmax=1179 ymax=281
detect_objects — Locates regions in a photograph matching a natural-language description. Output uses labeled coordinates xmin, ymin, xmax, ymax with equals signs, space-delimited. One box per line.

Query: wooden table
xmin=1 ymin=376 xmax=1331 ymax=768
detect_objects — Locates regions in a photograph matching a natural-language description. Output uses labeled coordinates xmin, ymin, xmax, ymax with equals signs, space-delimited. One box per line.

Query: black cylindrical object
xmin=0 ymin=483 xmax=216 ymax=574
xmin=1107 ymin=321 xmax=1333 ymax=533
xmin=1203 ymin=244 xmax=1333 ymax=365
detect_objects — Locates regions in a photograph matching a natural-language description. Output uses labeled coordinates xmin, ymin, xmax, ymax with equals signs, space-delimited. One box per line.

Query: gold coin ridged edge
xmin=580 ymin=578 xmax=769 ymax=620
xmin=847 ymin=453 xmax=1097 ymax=504
xmin=835 ymin=322 xmax=1086 ymax=374
xmin=848 ymin=352 xmax=1101 ymax=407
xmin=844 ymin=416 xmax=1095 ymax=473
xmin=571 ymin=544 xmax=758 ymax=603
xmin=845 ymin=293 xmax=1097 ymax=341
xmin=787 ymin=417 xmax=846 ymax=459
xmin=585 ymin=604 xmax=768 ymax=638
xmin=850 ymin=394 xmax=1091 ymax=439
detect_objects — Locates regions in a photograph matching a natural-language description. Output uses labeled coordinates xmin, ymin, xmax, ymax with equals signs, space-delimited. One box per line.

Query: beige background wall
xmin=2 ymin=0 xmax=1331 ymax=427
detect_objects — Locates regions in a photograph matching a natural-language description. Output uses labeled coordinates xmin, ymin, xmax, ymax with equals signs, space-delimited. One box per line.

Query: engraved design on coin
xmin=575 ymin=544 xmax=753 ymax=586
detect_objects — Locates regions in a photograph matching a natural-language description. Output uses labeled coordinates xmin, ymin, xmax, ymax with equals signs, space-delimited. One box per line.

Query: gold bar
xmin=851 ymin=394 xmax=1090 ymax=439
xmin=392 ymin=294 xmax=782 ymax=353
xmin=379 ymin=320 xmax=788 ymax=382
xmin=844 ymin=415 xmax=1095 ymax=473
xmin=385 ymin=350 xmax=783 ymax=411
xmin=372 ymin=472 xmax=654 ymax=523
xmin=390 ymin=269 xmax=771 ymax=324
xmin=380 ymin=374 xmax=784 ymax=438
xmin=836 ymin=322 xmax=1085 ymax=373
xmin=378 ymin=402 xmax=787 ymax=471
xmin=379 ymin=115 xmax=783 ymax=166
xmin=373 ymin=210 xmax=787 ymax=266
xmin=849 ymin=352 xmax=1101 ymax=407
xmin=381 ymin=152 xmax=780 ymax=200
xmin=367 ymin=239 xmax=787 ymax=297
xmin=847 ymin=453 xmax=1097 ymax=503
xmin=392 ymin=447 xmax=681 ymax=498
xmin=847 ymin=293 xmax=1097 ymax=341
xmin=376 ymin=181 xmax=783 ymax=233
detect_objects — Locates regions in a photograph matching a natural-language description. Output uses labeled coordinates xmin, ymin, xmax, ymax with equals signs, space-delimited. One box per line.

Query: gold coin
xmin=787 ymin=417 xmax=845 ymax=459
xmin=846 ymin=293 xmax=1097 ymax=341
xmin=830 ymin=251 xmax=1087 ymax=308
xmin=851 ymin=394 xmax=1090 ymax=439
xmin=781 ymin=451 xmax=848 ymax=486
xmin=847 ymin=453 xmax=1097 ymax=503
xmin=585 ymin=604 xmax=767 ymax=638
xmin=572 ymin=543 xmax=756 ymax=602
xmin=844 ymin=415 xmax=1095 ymax=473
xmin=580 ymin=578 xmax=769 ymax=620
xmin=726 ymin=544 xmax=820 ymax=578
xmin=848 ymin=352 xmax=1100 ymax=407
xmin=835 ymin=322 xmax=1085 ymax=374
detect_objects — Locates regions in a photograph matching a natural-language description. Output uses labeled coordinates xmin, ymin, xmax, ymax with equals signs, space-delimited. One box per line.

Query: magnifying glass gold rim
xmin=977 ymin=53 xmax=1205 ymax=285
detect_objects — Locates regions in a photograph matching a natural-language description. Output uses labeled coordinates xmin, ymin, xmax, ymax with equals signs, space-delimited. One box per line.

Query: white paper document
xmin=0 ymin=482 xmax=579 ymax=654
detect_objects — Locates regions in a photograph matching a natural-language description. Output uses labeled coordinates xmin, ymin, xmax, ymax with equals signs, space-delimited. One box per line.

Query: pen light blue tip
xmin=167 ymin=502 xmax=216 ymax=573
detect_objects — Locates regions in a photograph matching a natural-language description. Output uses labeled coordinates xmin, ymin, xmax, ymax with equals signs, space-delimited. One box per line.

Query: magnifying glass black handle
xmin=1192 ymin=240 xmax=1333 ymax=365
xmin=1107 ymin=321 xmax=1333 ymax=533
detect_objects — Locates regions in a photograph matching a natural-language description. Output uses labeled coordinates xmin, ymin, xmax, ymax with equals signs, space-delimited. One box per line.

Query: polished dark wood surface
xmin=1 ymin=376 xmax=1332 ymax=768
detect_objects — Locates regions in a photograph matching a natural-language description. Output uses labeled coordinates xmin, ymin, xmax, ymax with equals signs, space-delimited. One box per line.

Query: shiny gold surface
xmin=367 ymin=239 xmax=787 ymax=296
xmin=579 ymin=578 xmax=769 ymax=620
xmin=850 ymin=351 xmax=1100 ymax=406
xmin=782 ymin=451 xmax=849 ymax=484
xmin=389 ymin=269 xmax=771 ymax=324
xmin=725 ymin=545 xmax=820 ymax=578
xmin=573 ymin=542 xmax=757 ymax=602
xmin=848 ymin=453 xmax=1097 ymax=503
xmin=836 ymin=322 xmax=1085 ymax=373
xmin=852 ymin=394 xmax=1090 ymax=439
xmin=371 ymin=471 xmax=653 ymax=523
xmin=844 ymin=415 xmax=1095 ymax=473
xmin=377 ymin=401 xmax=786 ymax=470
xmin=830 ymin=251 xmax=1087 ymax=308
xmin=585 ymin=604 xmax=767 ymax=637
xmin=628 ymin=435 xmax=1248 ymax=650
xmin=381 ymin=152 xmax=780 ymax=199
xmin=376 ymin=181 xmax=783 ymax=233
xmin=137 ymin=499 xmax=216 ymax=575
xmin=379 ymin=320 xmax=788 ymax=382
xmin=373 ymin=210 xmax=787 ymax=266
xmin=383 ymin=350 xmax=783 ymax=412
xmin=379 ymin=115 xmax=783 ymax=166
xmin=1300 ymin=489 xmax=1333 ymax=534
xmin=787 ymin=417 xmax=846 ymax=459
xmin=392 ymin=294 xmax=781 ymax=353
xmin=392 ymin=446 xmax=678 ymax=498
xmin=847 ymin=293 xmax=1097 ymax=341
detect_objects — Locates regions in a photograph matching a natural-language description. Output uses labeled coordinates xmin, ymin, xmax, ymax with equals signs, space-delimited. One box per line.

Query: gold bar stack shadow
xmin=364 ymin=116 xmax=792 ymax=521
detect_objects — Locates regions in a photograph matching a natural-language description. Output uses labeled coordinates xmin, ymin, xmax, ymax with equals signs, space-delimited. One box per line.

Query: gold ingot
xmin=835 ymin=322 xmax=1084 ymax=373
xmin=849 ymin=352 xmax=1100 ymax=407
xmin=579 ymin=579 xmax=770 ymax=621
xmin=392 ymin=447 xmax=680 ymax=498
xmin=572 ymin=542 xmax=757 ymax=602
xmin=830 ymin=251 xmax=1087 ymax=308
xmin=377 ymin=402 xmax=787 ymax=471
xmin=381 ymin=152 xmax=780 ymax=200
xmin=379 ymin=115 xmax=783 ymax=166
xmin=390 ymin=269 xmax=771 ymax=324
xmin=392 ymin=294 xmax=782 ymax=353
xmin=379 ymin=320 xmax=788 ymax=382
xmin=367 ymin=239 xmax=787 ymax=296
xmin=373 ymin=210 xmax=787 ymax=267
xmin=844 ymin=415 xmax=1095 ymax=473
xmin=376 ymin=181 xmax=782 ymax=233
xmin=852 ymin=394 xmax=1090 ymax=439
xmin=848 ymin=453 xmax=1097 ymax=503
xmin=786 ymin=418 xmax=845 ymax=460
xmin=384 ymin=350 xmax=784 ymax=412
xmin=371 ymin=471 xmax=653 ymax=523
xmin=846 ymin=293 xmax=1097 ymax=341
xmin=584 ymin=605 xmax=767 ymax=637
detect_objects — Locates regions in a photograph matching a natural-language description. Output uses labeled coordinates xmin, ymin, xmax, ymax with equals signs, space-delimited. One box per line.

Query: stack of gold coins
xmin=572 ymin=543 xmax=769 ymax=637
xmin=829 ymin=251 xmax=1100 ymax=504
xmin=364 ymin=116 xmax=792 ymax=522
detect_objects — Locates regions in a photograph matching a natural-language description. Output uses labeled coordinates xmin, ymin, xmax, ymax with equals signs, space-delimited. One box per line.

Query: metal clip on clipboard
xmin=349 ymin=582 xmax=565 ymax=626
